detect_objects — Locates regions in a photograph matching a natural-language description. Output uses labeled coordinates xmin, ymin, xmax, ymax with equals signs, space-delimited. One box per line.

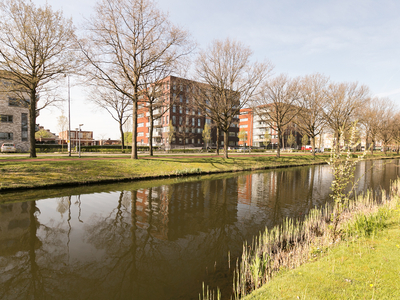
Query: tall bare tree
xmin=0 ymin=0 xmax=78 ymax=157
xmin=88 ymin=85 xmax=132 ymax=151
xmin=80 ymin=0 xmax=193 ymax=159
xmin=359 ymin=96 xmax=382 ymax=154
xmin=377 ymin=98 xmax=396 ymax=155
xmin=254 ymin=74 xmax=302 ymax=158
xmin=296 ymin=73 xmax=329 ymax=157
xmin=192 ymin=38 xmax=273 ymax=159
xmin=323 ymin=82 xmax=369 ymax=150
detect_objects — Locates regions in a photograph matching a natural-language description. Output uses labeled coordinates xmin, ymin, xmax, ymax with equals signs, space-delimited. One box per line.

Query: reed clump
xmin=232 ymin=181 xmax=400 ymax=299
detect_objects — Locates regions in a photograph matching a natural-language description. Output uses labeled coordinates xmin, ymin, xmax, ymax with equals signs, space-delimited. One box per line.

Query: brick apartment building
xmin=137 ymin=76 xmax=239 ymax=148
xmin=0 ymin=85 xmax=30 ymax=152
xmin=238 ymin=107 xmax=301 ymax=149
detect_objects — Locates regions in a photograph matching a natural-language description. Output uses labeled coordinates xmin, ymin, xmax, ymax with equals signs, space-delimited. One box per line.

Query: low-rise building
xmin=0 ymin=84 xmax=30 ymax=152
xmin=59 ymin=130 xmax=95 ymax=147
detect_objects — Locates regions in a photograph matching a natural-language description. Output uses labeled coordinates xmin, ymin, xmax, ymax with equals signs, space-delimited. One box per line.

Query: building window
xmin=186 ymin=117 xmax=189 ymax=125
xmin=240 ymin=118 xmax=248 ymax=122
xmin=172 ymin=116 xmax=176 ymax=125
xmin=186 ymin=97 xmax=189 ymax=104
xmin=192 ymin=138 xmax=195 ymax=144
xmin=0 ymin=132 xmax=13 ymax=140
xmin=173 ymin=105 xmax=176 ymax=113
xmin=21 ymin=113 xmax=28 ymax=141
xmin=229 ymin=132 xmax=236 ymax=137
xmin=198 ymin=110 xmax=201 ymax=116
xmin=180 ymin=95 xmax=183 ymax=102
xmin=8 ymin=97 xmax=25 ymax=107
xmin=138 ymin=123 xmax=144 ymax=127
xmin=197 ymin=128 xmax=202 ymax=134
xmin=186 ymin=108 xmax=189 ymax=114
xmin=173 ymin=93 xmax=176 ymax=101
xmin=180 ymin=84 xmax=183 ymax=91
xmin=138 ymin=113 xmax=144 ymax=118
xmin=198 ymin=139 xmax=200 ymax=144
xmin=173 ymin=84 xmax=176 ymax=90
xmin=138 ymin=104 xmax=144 ymax=109
xmin=166 ymin=116 xmax=169 ymax=124
xmin=179 ymin=138 xmax=182 ymax=143
xmin=179 ymin=106 xmax=182 ymax=114
xmin=138 ymin=132 xmax=144 ymax=137
xmin=197 ymin=119 xmax=201 ymax=127
xmin=0 ymin=115 xmax=13 ymax=123
xmin=192 ymin=118 xmax=195 ymax=126
xmin=239 ymin=124 xmax=248 ymax=128
xmin=185 ymin=138 xmax=188 ymax=144
xmin=179 ymin=116 xmax=182 ymax=125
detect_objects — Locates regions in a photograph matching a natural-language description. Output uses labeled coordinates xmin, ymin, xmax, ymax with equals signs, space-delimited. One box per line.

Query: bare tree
xmin=323 ymin=82 xmax=369 ymax=151
xmin=391 ymin=112 xmax=400 ymax=155
xmin=377 ymin=99 xmax=396 ymax=155
xmin=80 ymin=0 xmax=193 ymax=159
xmin=88 ymin=85 xmax=132 ymax=151
xmin=296 ymin=73 xmax=329 ymax=157
xmin=192 ymin=38 xmax=273 ymax=159
xmin=254 ymin=74 xmax=302 ymax=158
xmin=0 ymin=0 xmax=78 ymax=157
xmin=359 ymin=97 xmax=383 ymax=154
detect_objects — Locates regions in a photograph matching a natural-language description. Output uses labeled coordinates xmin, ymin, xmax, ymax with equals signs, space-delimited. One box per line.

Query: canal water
xmin=0 ymin=159 xmax=399 ymax=299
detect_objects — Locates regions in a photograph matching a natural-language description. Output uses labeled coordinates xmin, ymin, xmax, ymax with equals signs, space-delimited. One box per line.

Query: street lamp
xmin=65 ymin=74 xmax=72 ymax=157
xmin=77 ymin=124 xmax=84 ymax=158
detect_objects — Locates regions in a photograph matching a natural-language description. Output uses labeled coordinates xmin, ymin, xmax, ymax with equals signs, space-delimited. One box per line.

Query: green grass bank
xmin=1 ymin=152 xmax=399 ymax=192
xmin=243 ymin=208 xmax=400 ymax=299
xmin=235 ymin=181 xmax=400 ymax=300
xmin=0 ymin=153 xmax=332 ymax=191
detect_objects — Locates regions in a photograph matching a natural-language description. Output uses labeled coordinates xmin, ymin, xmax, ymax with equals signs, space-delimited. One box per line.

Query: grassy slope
xmin=0 ymin=154 xmax=330 ymax=190
xmin=244 ymin=210 xmax=400 ymax=300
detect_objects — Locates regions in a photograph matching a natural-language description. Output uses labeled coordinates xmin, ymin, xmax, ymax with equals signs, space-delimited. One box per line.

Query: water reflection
xmin=0 ymin=160 xmax=399 ymax=299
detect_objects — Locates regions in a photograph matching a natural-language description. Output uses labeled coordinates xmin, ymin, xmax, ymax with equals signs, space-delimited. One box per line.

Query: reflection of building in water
xmin=133 ymin=178 xmax=239 ymax=241
xmin=135 ymin=186 xmax=170 ymax=240
xmin=0 ymin=202 xmax=40 ymax=256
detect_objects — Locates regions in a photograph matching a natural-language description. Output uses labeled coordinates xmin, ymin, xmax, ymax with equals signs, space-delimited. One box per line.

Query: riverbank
xmin=235 ymin=180 xmax=400 ymax=300
xmin=243 ymin=204 xmax=400 ymax=299
xmin=1 ymin=152 xmax=399 ymax=191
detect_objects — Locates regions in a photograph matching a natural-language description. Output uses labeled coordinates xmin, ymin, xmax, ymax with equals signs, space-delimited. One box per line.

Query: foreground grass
xmin=244 ymin=203 xmax=400 ymax=300
xmin=0 ymin=154 xmax=330 ymax=191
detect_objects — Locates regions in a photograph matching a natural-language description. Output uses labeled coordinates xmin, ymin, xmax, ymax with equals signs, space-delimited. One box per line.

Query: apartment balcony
xmin=153 ymin=119 xmax=162 ymax=127
xmin=152 ymin=130 xmax=163 ymax=137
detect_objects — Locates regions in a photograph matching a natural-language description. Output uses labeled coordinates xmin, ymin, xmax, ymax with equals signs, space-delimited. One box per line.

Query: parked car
xmin=1 ymin=143 xmax=16 ymax=153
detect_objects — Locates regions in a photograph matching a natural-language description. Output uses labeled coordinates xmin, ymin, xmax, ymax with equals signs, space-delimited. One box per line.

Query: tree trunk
xmin=149 ymin=107 xmax=154 ymax=156
xmin=312 ymin=136 xmax=315 ymax=158
xmin=29 ymin=91 xmax=37 ymax=158
xmin=371 ymin=138 xmax=375 ymax=155
xmin=119 ymin=122 xmax=125 ymax=152
xmin=223 ymin=131 xmax=229 ymax=159
xmin=131 ymin=101 xmax=138 ymax=159
xmin=276 ymin=129 xmax=281 ymax=158
xmin=216 ymin=127 xmax=220 ymax=155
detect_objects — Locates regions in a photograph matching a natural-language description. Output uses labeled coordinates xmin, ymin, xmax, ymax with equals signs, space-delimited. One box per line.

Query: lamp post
xmin=77 ymin=124 xmax=84 ymax=158
xmin=65 ymin=75 xmax=72 ymax=157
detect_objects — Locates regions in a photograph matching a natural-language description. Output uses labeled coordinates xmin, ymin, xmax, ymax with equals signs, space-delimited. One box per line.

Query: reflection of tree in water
xmin=0 ymin=202 xmax=45 ymax=299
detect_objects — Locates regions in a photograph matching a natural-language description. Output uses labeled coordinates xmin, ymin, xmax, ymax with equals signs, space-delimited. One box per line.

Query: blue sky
xmin=36 ymin=0 xmax=400 ymax=139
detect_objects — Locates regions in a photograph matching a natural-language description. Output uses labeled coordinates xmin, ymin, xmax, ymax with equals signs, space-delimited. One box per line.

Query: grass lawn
xmin=244 ymin=208 xmax=400 ymax=300
xmin=0 ymin=152 xmax=399 ymax=192
xmin=0 ymin=153 xmax=332 ymax=191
